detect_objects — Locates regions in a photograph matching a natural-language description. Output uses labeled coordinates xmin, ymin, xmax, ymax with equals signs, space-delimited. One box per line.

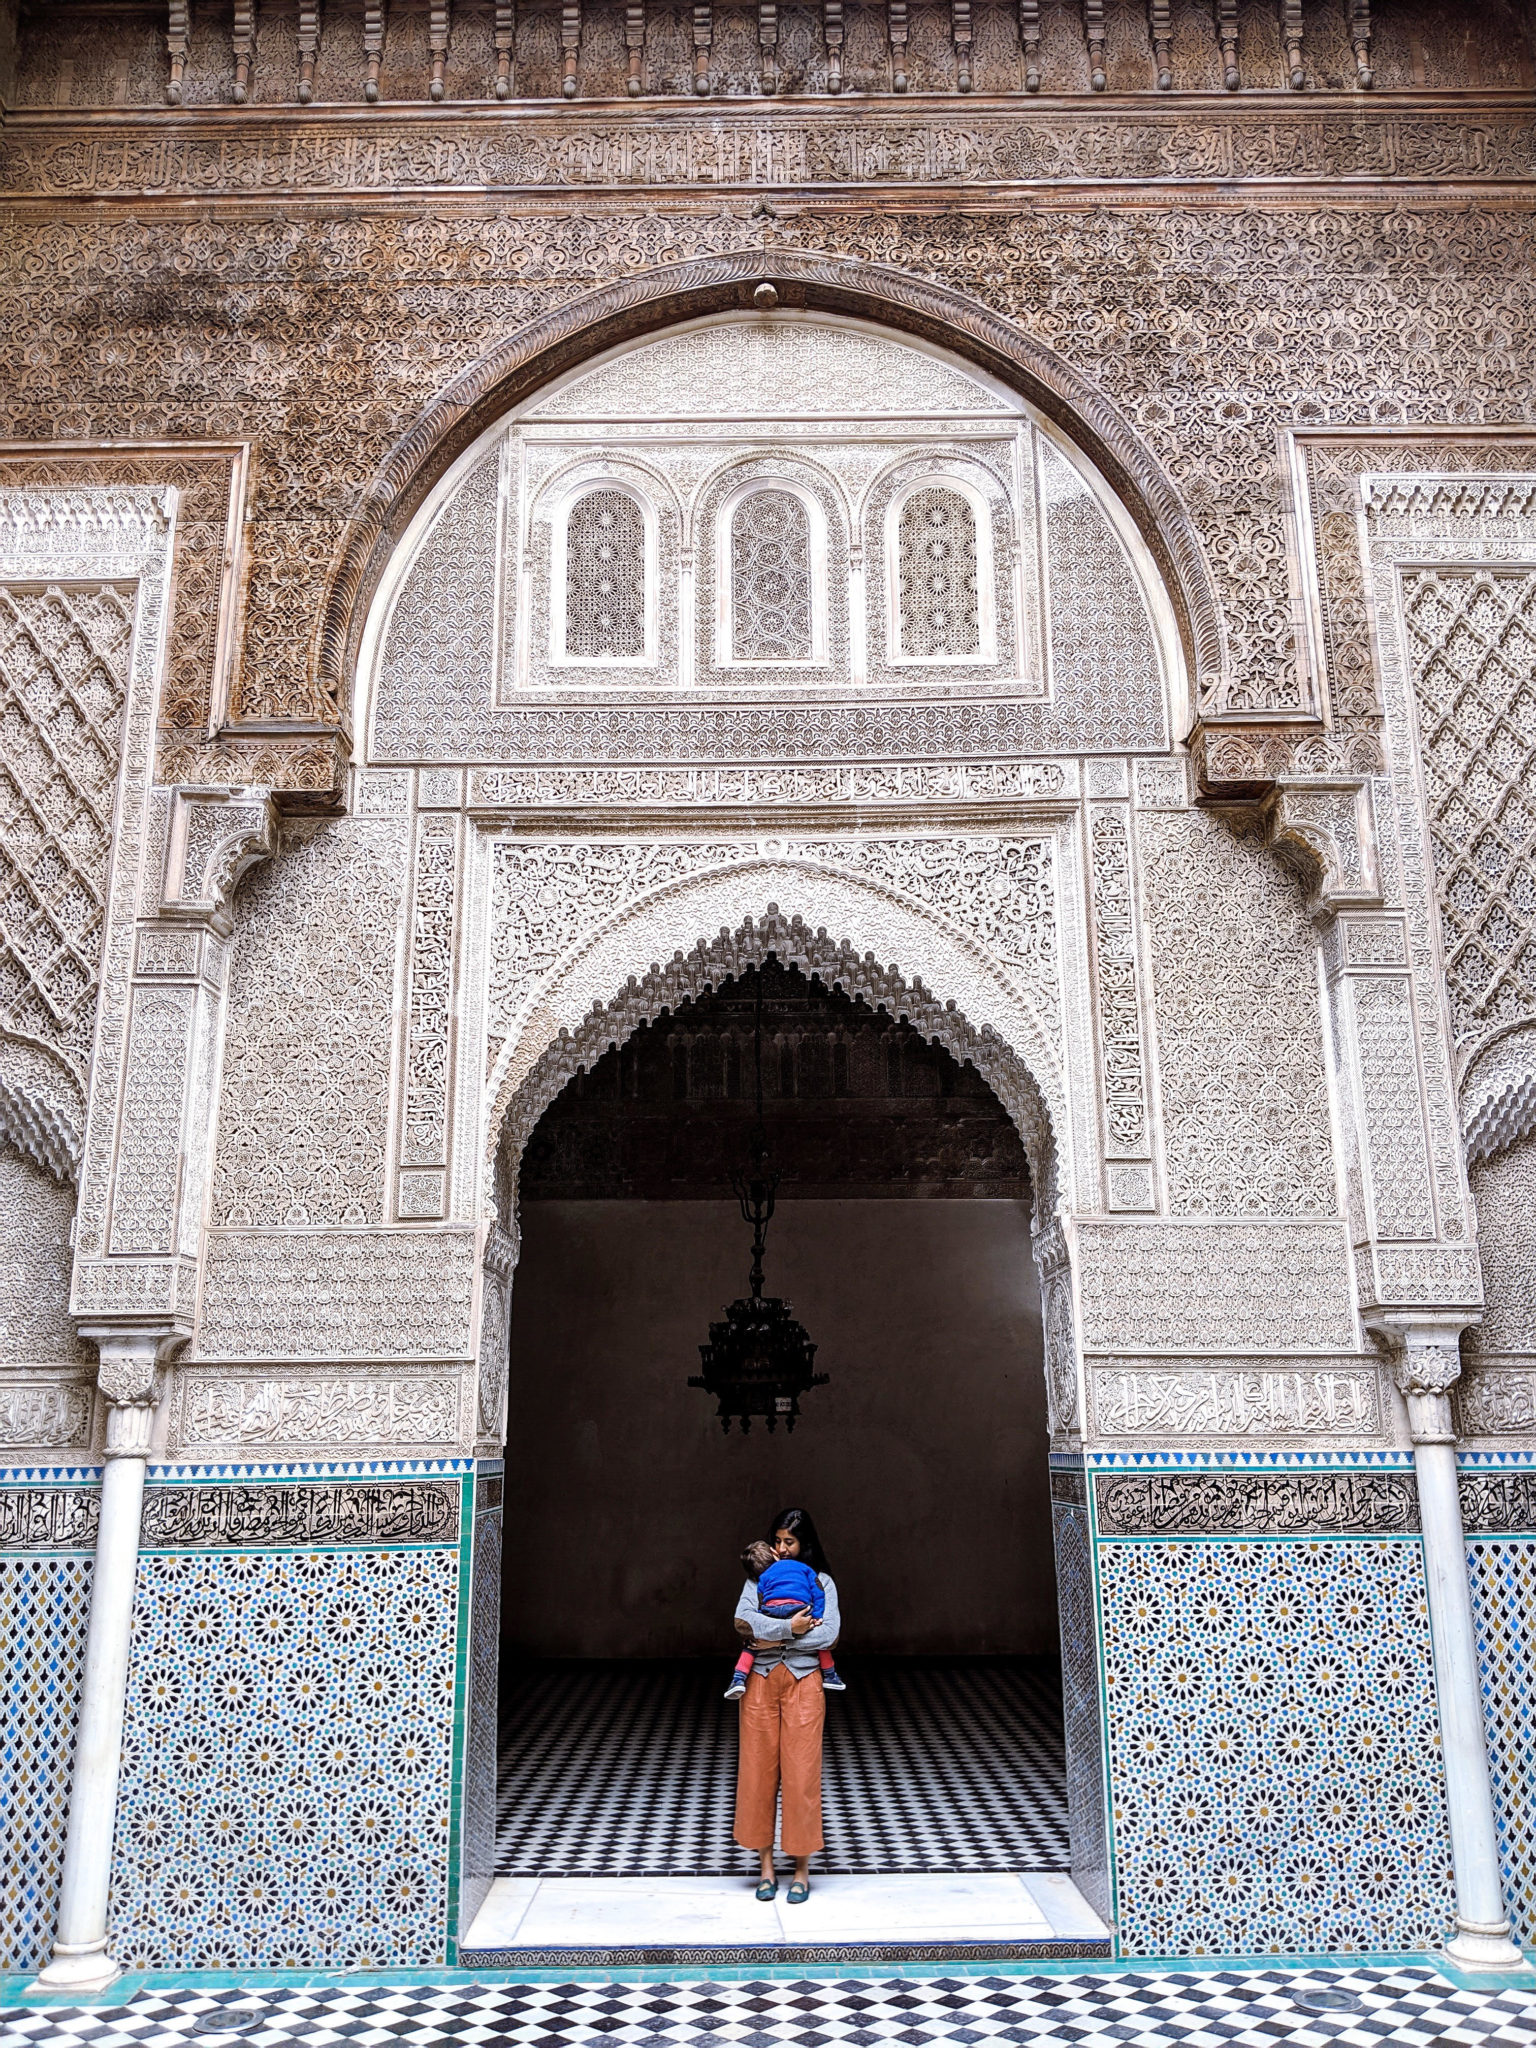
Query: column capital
xmin=79 ymin=1325 xmax=186 ymax=1457
xmin=1366 ymin=1314 xmax=1476 ymax=1445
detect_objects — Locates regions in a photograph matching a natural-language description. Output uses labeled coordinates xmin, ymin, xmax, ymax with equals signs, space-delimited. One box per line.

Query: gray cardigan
xmin=734 ymin=1572 xmax=840 ymax=1680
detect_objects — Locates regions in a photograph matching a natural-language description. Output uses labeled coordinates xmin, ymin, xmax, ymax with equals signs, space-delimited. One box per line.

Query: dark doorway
xmin=496 ymin=959 xmax=1067 ymax=1875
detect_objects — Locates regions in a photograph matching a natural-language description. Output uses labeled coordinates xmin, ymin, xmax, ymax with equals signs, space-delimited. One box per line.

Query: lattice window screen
xmin=564 ymin=491 xmax=646 ymax=659
xmin=1402 ymin=568 xmax=1536 ymax=1048
xmin=898 ymin=488 xmax=980 ymax=658
xmin=730 ymin=490 xmax=813 ymax=662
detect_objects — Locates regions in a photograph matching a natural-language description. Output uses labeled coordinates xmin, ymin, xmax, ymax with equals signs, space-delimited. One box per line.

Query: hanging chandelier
xmin=689 ymin=968 xmax=828 ymax=1434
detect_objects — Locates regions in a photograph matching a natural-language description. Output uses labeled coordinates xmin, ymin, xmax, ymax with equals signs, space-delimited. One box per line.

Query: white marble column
xmin=1381 ymin=1319 xmax=1525 ymax=1971
xmin=34 ymin=1330 xmax=173 ymax=1994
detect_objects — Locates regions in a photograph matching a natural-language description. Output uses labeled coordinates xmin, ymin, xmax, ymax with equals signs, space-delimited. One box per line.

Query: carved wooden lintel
xmin=1081 ymin=0 xmax=1105 ymax=90
xmin=428 ymin=0 xmax=451 ymax=99
xmin=297 ymin=0 xmax=319 ymax=101
xmin=824 ymin=0 xmax=844 ymax=92
xmin=364 ymin=0 xmax=385 ymax=102
xmin=887 ymin=0 xmax=908 ymax=90
xmin=231 ymin=0 xmax=254 ymax=102
xmin=165 ymin=0 xmax=191 ymax=104
xmin=952 ymin=0 xmax=973 ymax=91
xmin=693 ymin=0 xmax=712 ymax=94
xmin=494 ymin=1 xmax=515 ymax=97
xmin=561 ymin=0 xmax=580 ymax=95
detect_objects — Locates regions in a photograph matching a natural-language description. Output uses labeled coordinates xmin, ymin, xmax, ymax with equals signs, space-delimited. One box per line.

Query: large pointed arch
xmin=318 ymin=249 xmax=1225 ymax=730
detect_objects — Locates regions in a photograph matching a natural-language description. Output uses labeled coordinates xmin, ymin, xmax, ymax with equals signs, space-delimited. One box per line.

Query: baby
xmin=725 ymin=1538 xmax=845 ymax=1699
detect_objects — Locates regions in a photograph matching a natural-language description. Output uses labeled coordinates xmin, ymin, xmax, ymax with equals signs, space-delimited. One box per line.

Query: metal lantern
xmin=688 ymin=969 xmax=829 ymax=1434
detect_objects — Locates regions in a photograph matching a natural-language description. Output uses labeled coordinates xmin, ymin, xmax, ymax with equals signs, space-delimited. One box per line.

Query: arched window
xmin=897 ymin=487 xmax=981 ymax=659
xmin=564 ymin=489 xmax=646 ymax=659
xmin=730 ymin=489 xmax=813 ymax=663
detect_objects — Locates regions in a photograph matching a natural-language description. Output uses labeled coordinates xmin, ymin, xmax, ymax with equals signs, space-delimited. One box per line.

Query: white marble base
xmin=461 ymin=1871 xmax=1109 ymax=1953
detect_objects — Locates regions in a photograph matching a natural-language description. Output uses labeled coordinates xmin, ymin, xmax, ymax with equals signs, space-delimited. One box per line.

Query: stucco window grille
xmin=898 ymin=487 xmax=980 ymax=659
xmin=565 ymin=490 xmax=646 ymax=659
xmin=730 ymin=490 xmax=814 ymax=663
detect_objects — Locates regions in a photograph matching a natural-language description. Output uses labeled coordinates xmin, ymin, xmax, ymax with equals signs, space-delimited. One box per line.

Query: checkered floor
xmin=5 ymin=1968 xmax=1535 ymax=2047
xmin=495 ymin=1656 xmax=1070 ymax=1876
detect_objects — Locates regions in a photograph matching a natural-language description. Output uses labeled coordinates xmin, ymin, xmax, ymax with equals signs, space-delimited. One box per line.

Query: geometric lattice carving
xmin=1403 ymin=569 xmax=1536 ymax=1055
xmin=564 ymin=490 xmax=645 ymax=660
xmin=1467 ymin=1536 xmax=1536 ymax=1948
xmin=898 ymin=487 xmax=979 ymax=658
xmin=110 ymin=1543 xmax=459 ymax=1969
xmin=0 ymin=583 xmax=132 ymax=1077
xmin=0 ymin=1553 xmax=92 ymax=1971
xmin=1100 ymin=1535 xmax=1454 ymax=1958
xmin=210 ymin=821 xmax=408 ymax=1227
xmin=0 ymin=1140 xmax=84 ymax=1367
xmin=1138 ymin=811 xmax=1337 ymax=1216
xmin=730 ymin=490 xmax=812 ymax=662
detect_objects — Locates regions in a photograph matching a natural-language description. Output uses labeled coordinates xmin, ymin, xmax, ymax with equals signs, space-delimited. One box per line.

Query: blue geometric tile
xmin=110 ymin=1546 xmax=459 ymax=1969
xmin=1467 ymin=1537 xmax=1536 ymax=1946
xmin=0 ymin=1556 xmax=92 ymax=1970
xmin=1099 ymin=1537 xmax=1454 ymax=1957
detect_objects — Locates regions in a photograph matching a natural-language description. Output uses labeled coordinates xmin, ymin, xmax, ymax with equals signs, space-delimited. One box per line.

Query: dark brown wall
xmin=501 ymin=1196 xmax=1052 ymax=1658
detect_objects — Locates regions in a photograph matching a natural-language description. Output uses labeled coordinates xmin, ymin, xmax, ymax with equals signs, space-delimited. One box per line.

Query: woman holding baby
xmin=730 ymin=1505 xmax=840 ymax=1904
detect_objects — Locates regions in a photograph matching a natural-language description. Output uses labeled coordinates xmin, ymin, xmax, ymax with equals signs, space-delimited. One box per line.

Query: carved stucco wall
xmin=0 ymin=1142 xmax=82 ymax=1367
xmin=0 ymin=197 xmax=1530 ymax=769
xmin=4 ymin=39 xmax=1536 ymax=1961
xmin=1472 ymin=1136 xmax=1536 ymax=1356
xmin=209 ymin=818 xmax=410 ymax=1230
xmin=1138 ymin=807 xmax=1336 ymax=1219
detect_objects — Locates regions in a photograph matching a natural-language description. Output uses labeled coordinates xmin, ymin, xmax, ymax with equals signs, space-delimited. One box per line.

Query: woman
xmin=732 ymin=1505 xmax=840 ymax=1904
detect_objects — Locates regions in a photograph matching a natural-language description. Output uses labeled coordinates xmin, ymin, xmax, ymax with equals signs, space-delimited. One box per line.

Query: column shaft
xmin=35 ymin=1449 xmax=148 ymax=1990
xmin=1415 ymin=1435 xmax=1523 ymax=1965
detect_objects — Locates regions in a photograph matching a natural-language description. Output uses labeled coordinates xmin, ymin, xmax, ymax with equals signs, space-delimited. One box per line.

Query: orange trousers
xmin=734 ymin=1662 xmax=825 ymax=1857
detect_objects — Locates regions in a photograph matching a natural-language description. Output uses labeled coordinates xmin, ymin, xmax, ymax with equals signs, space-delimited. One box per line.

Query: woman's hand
xmin=789 ymin=1606 xmax=815 ymax=1637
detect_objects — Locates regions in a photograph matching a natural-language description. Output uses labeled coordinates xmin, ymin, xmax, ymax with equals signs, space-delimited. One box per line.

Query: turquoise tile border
xmin=1079 ymin=1449 xmax=1414 ymax=1471
xmin=444 ymin=1471 xmax=476 ymax=1969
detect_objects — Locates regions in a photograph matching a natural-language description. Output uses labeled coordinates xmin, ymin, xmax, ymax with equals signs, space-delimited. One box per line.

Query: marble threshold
xmin=458 ymin=1871 xmax=1111 ymax=1963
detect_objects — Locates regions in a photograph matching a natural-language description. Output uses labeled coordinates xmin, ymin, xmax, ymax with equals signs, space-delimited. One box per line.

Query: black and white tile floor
xmin=495 ymin=1657 xmax=1070 ymax=1877
xmin=5 ymin=1967 xmax=1536 ymax=2048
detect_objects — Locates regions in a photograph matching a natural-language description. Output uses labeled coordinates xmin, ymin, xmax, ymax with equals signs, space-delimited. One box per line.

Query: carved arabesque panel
xmin=1468 ymin=1131 xmax=1536 ymax=1356
xmin=0 ymin=1141 xmax=85 ymax=1370
xmin=210 ymin=819 xmax=409 ymax=1227
xmin=1138 ymin=808 xmax=1337 ymax=1217
xmin=374 ymin=450 xmax=500 ymax=763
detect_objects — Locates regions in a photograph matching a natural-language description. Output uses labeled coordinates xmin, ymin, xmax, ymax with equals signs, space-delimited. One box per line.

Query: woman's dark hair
xmin=767 ymin=1507 xmax=829 ymax=1576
